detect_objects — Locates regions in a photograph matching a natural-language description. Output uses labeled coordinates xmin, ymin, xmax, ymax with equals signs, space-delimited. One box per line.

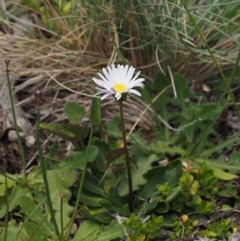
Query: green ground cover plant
xmin=0 ymin=0 xmax=240 ymax=240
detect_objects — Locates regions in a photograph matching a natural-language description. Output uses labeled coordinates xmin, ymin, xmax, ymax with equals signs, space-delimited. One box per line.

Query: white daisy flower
xmin=92 ymin=64 xmax=145 ymax=101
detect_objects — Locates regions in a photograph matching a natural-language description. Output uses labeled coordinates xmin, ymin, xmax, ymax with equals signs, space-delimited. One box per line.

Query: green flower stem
xmin=36 ymin=107 xmax=60 ymax=237
xmin=66 ymin=127 xmax=94 ymax=239
xmin=119 ymin=101 xmax=133 ymax=212
xmin=3 ymin=164 xmax=9 ymax=241
xmin=5 ymin=61 xmax=27 ymax=183
xmin=60 ymin=195 xmax=64 ymax=241
xmin=180 ymin=1 xmax=240 ymax=118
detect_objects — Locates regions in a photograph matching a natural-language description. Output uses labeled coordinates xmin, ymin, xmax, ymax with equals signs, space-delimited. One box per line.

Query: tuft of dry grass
xmin=0 ymin=20 xmax=153 ymax=133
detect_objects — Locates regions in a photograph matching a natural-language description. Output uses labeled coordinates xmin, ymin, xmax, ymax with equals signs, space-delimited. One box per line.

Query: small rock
xmin=229 ymin=232 xmax=240 ymax=241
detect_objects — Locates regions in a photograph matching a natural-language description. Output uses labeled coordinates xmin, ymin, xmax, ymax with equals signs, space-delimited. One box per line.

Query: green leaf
xmin=154 ymin=200 xmax=170 ymax=214
xmin=106 ymin=116 xmax=121 ymax=138
xmin=21 ymin=221 xmax=49 ymax=241
xmin=18 ymin=192 xmax=56 ymax=238
xmin=211 ymin=167 xmax=238 ymax=181
xmin=40 ymin=123 xmax=89 ymax=149
xmin=47 ymin=170 xmax=74 ymax=228
xmin=73 ymin=220 xmax=100 ymax=241
xmin=91 ymin=96 xmax=102 ymax=126
xmin=83 ymin=173 xmax=104 ymax=196
xmin=64 ymin=102 xmax=85 ymax=124
xmin=172 ymin=73 xmax=194 ymax=102
xmin=40 ymin=123 xmax=75 ymax=140
xmin=198 ymin=131 xmax=240 ymax=175
xmin=58 ymin=146 xmax=98 ymax=174
xmin=80 ymin=189 xmax=103 ymax=207
xmin=81 ymin=206 xmax=111 ymax=223
xmin=100 ymin=187 xmax=130 ymax=215
xmin=193 ymin=158 xmax=238 ymax=180
xmin=97 ymin=220 xmax=125 ymax=241
xmin=118 ymin=154 xmax=159 ymax=196
xmin=153 ymin=71 xmax=170 ymax=103
xmin=137 ymin=161 xmax=182 ymax=199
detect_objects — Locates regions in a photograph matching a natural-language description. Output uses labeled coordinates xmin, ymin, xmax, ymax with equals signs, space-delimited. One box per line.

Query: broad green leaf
xmin=193 ymin=158 xmax=238 ymax=180
xmin=91 ymin=96 xmax=102 ymax=126
xmin=0 ymin=178 xmax=15 ymax=196
xmin=81 ymin=206 xmax=111 ymax=223
xmin=211 ymin=167 xmax=238 ymax=181
xmin=172 ymin=73 xmax=194 ymax=103
xmin=192 ymin=103 xmax=222 ymax=119
xmin=64 ymin=123 xmax=89 ymax=143
xmin=80 ymin=189 xmax=103 ymax=207
xmin=106 ymin=116 xmax=121 ymax=138
xmin=47 ymin=170 xmax=73 ymax=227
xmin=64 ymin=102 xmax=85 ymax=124
xmin=137 ymin=161 xmax=182 ymax=199
xmin=18 ymin=193 xmax=56 ymax=238
xmin=83 ymin=173 xmax=104 ymax=196
xmin=0 ymin=220 xmax=22 ymax=240
xmin=201 ymin=131 xmax=240 ymax=157
xmin=0 ymin=173 xmax=17 ymax=184
xmin=100 ymin=199 xmax=129 ymax=216
xmin=118 ymin=154 xmax=159 ymax=196
xmin=73 ymin=220 xmax=100 ymax=241
xmin=100 ymin=187 xmax=130 ymax=215
xmin=21 ymin=221 xmax=49 ymax=241
xmin=58 ymin=146 xmax=98 ymax=174
xmin=97 ymin=220 xmax=125 ymax=241
xmin=149 ymin=140 xmax=187 ymax=156
xmin=8 ymin=185 xmax=30 ymax=213
xmin=153 ymin=71 xmax=170 ymax=104
xmin=154 ymin=200 xmax=170 ymax=214
xmin=40 ymin=123 xmax=88 ymax=149
xmin=40 ymin=123 xmax=75 ymax=140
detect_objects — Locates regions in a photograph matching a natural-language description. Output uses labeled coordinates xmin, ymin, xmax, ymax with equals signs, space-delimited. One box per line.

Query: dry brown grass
xmin=0 ymin=15 xmax=154 ymax=134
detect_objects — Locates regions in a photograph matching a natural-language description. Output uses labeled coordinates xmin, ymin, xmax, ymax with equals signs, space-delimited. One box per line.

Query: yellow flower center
xmin=113 ymin=83 xmax=127 ymax=93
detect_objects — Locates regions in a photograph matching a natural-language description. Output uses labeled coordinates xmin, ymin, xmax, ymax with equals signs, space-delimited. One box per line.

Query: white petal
xmin=97 ymin=73 xmax=111 ymax=85
xmin=102 ymin=67 xmax=112 ymax=82
xmin=101 ymin=93 xmax=111 ymax=100
xmin=115 ymin=92 xmax=122 ymax=100
xmin=128 ymin=89 xmax=141 ymax=96
xmin=127 ymin=78 xmax=145 ymax=89
xmin=124 ymin=66 xmax=135 ymax=84
xmin=92 ymin=78 xmax=106 ymax=87
xmin=129 ymin=70 xmax=141 ymax=83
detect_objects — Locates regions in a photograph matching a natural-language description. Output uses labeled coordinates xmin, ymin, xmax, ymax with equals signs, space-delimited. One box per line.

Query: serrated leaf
xmin=83 ymin=173 xmax=104 ymax=196
xmin=47 ymin=170 xmax=73 ymax=228
xmin=40 ymin=123 xmax=74 ymax=139
xmin=106 ymin=116 xmax=121 ymax=138
xmin=100 ymin=187 xmax=130 ymax=215
xmin=118 ymin=154 xmax=159 ymax=196
xmin=153 ymin=71 xmax=170 ymax=103
xmin=18 ymin=192 xmax=56 ymax=238
xmin=64 ymin=102 xmax=85 ymax=124
xmin=73 ymin=220 xmax=100 ymax=241
xmin=201 ymin=131 xmax=240 ymax=157
xmin=97 ymin=220 xmax=125 ymax=241
xmin=58 ymin=146 xmax=98 ymax=174
xmin=137 ymin=161 xmax=182 ymax=199
xmin=80 ymin=189 xmax=103 ymax=207
xmin=81 ymin=206 xmax=111 ymax=223
xmin=172 ymin=73 xmax=194 ymax=102
xmin=22 ymin=221 xmax=49 ymax=241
